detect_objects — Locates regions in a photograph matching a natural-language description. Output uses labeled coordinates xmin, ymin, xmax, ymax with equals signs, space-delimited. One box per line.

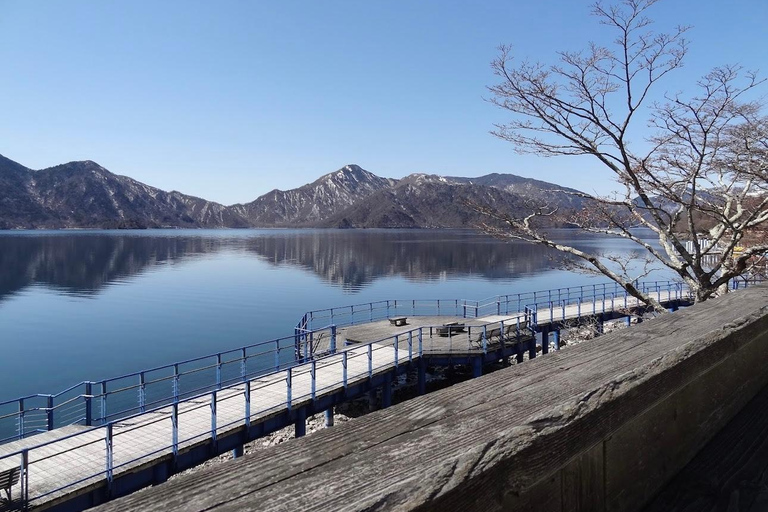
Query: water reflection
xmin=0 ymin=229 xmax=633 ymax=301
xmin=0 ymin=234 xmax=221 ymax=302
xmin=242 ymin=231 xmax=574 ymax=290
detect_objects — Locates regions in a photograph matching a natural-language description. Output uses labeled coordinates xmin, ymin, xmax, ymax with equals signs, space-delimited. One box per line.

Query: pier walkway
xmin=0 ymin=279 xmax=756 ymax=511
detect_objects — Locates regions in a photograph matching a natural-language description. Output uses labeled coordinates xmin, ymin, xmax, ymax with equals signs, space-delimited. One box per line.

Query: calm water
xmin=0 ymin=229 xmax=665 ymax=400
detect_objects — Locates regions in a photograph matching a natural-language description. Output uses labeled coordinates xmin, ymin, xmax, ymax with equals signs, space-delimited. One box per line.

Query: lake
xmin=0 ymin=228 xmax=667 ymax=400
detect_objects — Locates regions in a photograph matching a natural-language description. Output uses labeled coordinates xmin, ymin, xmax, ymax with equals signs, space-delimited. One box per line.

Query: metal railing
xmin=0 ymin=328 xmax=328 ymax=444
xmin=298 ymin=277 xmax=765 ymax=333
xmin=0 ymin=276 xmax=764 ymax=508
xmin=0 ymin=315 xmax=533 ymax=509
xmin=6 ymin=277 xmax=763 ymax=447
xmin=295 ymin=279 xmax=684 ymax=333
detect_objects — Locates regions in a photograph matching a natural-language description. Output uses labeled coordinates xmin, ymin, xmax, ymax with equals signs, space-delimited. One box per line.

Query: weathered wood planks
xmin=93 ymin=285 xmax=768 ymax=512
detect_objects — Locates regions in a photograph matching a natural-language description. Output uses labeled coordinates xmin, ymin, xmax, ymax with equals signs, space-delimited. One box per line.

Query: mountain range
xmin=0 ymin=154 xmax=587 ymax=229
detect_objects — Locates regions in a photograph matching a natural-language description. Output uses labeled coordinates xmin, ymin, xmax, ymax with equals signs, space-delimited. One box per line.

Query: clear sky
xmin=1 ymin=0 xmax=766 ymax=205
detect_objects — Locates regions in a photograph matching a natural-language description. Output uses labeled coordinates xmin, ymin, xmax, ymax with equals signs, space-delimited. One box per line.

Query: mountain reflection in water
xmin=0 ymin=229 xmax=661 ymax=399
xmin=0 ymin=229 xmax=602 ymax=300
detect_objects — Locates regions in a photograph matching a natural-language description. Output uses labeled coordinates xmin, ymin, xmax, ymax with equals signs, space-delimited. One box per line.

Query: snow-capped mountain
xmin=0 ymin=155 xmax=588 ymax=229
xmin=231 ymin=164 xmax=397 ymax=226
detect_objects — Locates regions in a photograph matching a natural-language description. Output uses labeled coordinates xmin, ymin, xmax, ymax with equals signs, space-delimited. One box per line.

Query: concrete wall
xmin=94 ymin=285 xmax=768 ymax=512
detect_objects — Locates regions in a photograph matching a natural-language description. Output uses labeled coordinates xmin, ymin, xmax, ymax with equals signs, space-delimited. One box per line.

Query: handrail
xmin=2 ymin=277 xmax=763 ymax=445
xmin=0 ymin=276 xmax=762 ymax=507
xmin=0 ymin=315 xmax=532 ymax=461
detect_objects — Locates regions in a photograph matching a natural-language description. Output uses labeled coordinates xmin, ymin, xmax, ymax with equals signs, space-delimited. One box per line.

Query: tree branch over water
xmin=476 ymin=0 xmax=768 ymax=308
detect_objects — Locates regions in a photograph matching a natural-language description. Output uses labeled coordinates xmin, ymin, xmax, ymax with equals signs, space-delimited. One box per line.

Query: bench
xmin=468 ymin=322 xmax=530 ymax=347
xmin=388 ymin=317 xmax=407 ymax=327
xmin=437 ymin=322 xmax=465 ymax=337
xmin=0 ymin=466 xmax=20 ymax=503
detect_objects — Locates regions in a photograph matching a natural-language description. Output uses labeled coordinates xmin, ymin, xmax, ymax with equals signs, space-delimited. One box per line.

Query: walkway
xmin=0 ymin=280 xmax=704 ymax=510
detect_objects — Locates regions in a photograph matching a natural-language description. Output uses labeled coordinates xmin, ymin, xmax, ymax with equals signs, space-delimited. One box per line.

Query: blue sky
xmin=1 ymin=0 xmax=766 ymax=205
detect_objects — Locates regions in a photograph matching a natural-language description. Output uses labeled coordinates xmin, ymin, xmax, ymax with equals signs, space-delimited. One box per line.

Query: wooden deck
xmin=0 ymin=287 xmax=683 ymax=510
xmin=89 ymin=284 xmax=768 ymax=512
xmin=0 ymin=341 xmax=402 ymax=510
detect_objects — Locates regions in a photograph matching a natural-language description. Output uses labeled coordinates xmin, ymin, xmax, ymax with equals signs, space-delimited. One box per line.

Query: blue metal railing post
xmin=394 ymin=336 xmax=399 ymax=369
xmin=139 ymin=372 xmax=146 ymax=414
xmin=21 ymin=449 xmax=29 ymax=505
xmin=342 ymin=352 xmax=348 ymax=390
xmin=46 ymin=396 xmax=54 ymax=431
xmin=330 ymin=325 xmax=337 ymax=354
xmin=482 ymin=325 xmax=487 ymax=354
xmin=172 ymin=402 xmax=179 ymax=464
xmin=311 ymin=360 xmax=317 ymax=401
xmin=408 ymin=332 xmax=413 ymax=362
xmin=100 ymin=381 xmax=107 ymax=425
xmin=286 ymin=368 xmax=292 ymax=411
xmin=244 ymin=382 xmax=251 ymax=429
xmin=294 ymin=324 xmax=301 ymax=362
xmin=17 ymin=399 xmax=24 ymax=440
xmin=368 ymin=344 xmax=373 ymax=378
xmin=241 ymin=348 xmax=247 ymax=382
xmin=105 ymin=423 xmax=114 ymax=496
xmin=210 ymin=391 xmax=217 ymax=447
xmin=274 ymin=340 xmax=280 ymax=372
xmin=418 ymin=327 xmax=423 ymax=357
xmin=216 ymin=354 xmax=222 ymax=389
xmin=85 ymin=382 xmax=93 ymax=426
xmin=173 ymin=364 xmax=180 ymax=403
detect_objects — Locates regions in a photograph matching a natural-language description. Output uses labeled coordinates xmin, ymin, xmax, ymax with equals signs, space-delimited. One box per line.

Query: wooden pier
xmin=0 ymin=281 xmax=699 ymax=511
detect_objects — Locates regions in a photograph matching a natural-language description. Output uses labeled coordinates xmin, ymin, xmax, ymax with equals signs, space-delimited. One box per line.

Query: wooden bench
xmin=0 ymin=466 xmax=20 ymax=503
xmin=437 ymin=322 xmax=465 ymax=337
xmin=468 ymin=322 xmax=530 ymax=347
xmin=388 ymin=317 xmax=407 ymax=327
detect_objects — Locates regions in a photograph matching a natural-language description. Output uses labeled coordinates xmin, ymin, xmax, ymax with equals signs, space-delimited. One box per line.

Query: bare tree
xmin=479 ymin=0 xmax=768 ymax=309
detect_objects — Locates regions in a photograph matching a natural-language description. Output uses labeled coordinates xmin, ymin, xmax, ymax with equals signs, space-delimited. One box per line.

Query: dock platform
xmin=0 ymin=278 xmax=742 ymax=511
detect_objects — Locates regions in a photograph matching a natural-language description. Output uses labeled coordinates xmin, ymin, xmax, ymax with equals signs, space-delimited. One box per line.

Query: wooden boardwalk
xmin=0 ymin=341 xmax=406 ymax=509
xmin=0 ymin=287 xmax=684 ymax=510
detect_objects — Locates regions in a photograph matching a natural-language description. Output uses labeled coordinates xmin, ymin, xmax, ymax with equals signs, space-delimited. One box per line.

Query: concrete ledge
xmin=93 ymin=285 xmax=768 ymax=512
